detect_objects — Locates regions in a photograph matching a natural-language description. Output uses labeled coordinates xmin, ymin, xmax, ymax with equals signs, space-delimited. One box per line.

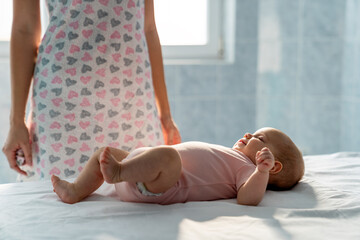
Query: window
xmin=0 ymin=1 xmax=12 ymax=57
xmin=0 ymin=0 xmax=48 ymax=58
xmin=154 ymin=0 xmax=224 ymax=61
xmin=0 ymin=1 xmax=12 ymax=41
xmin=0 ymin=0 xmax=231 ymax=62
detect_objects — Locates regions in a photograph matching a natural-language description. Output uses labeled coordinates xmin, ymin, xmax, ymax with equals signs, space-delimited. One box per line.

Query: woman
xmin=2 ymin=0 xmax=181 ymax=181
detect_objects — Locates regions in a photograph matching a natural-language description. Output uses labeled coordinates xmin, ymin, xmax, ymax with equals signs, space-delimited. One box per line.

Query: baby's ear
xmin=269 ymin=161 xmax=283 ymax=174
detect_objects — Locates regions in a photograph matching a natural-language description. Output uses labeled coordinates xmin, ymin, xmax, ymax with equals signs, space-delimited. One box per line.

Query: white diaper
xmin=122 ymin=147 xmax=163 ymax=197
xmin=136 ymin=182 xmax=162 ymax=197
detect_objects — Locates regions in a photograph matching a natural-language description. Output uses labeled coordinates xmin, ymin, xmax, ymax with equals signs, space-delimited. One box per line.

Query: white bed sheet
xmin=1 ymin=152 xmax=360 ymax=240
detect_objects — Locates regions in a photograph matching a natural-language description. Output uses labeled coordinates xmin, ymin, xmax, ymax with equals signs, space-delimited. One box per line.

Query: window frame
xmin=158 ymin=0 xmax=223 ymax=61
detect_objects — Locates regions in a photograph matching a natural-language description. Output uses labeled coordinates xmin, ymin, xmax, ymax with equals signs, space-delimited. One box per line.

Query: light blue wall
xmin=164 ymin=0 xmax=360 ymax=155
xmin=1 ymin=0 xmax=359 ymax=183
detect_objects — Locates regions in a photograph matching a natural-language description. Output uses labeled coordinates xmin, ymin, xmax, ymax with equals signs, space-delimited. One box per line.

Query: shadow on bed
xmin=261 ymin=182 xmax=317 ymax=208
xmin=173 ymin=182 xmax=317 ymax=239
xmin=57 ymin=180 xmax=314 ymax=239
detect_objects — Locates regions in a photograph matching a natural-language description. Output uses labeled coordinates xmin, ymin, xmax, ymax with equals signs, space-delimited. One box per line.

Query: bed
xmin=1 ymin=152 xmax=360 ymax=240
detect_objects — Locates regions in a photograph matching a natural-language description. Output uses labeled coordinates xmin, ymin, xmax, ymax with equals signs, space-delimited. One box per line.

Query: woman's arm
xmin=2 ymin=0 xmax=42 ymax=172
xmin=144 ymin=0 xmax=181 ymax=145
xmin=10 ymin=0 xmax=41 ymax=125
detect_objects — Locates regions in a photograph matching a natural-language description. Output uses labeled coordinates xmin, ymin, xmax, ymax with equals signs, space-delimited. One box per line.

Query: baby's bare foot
xmin=100 ymin=147 xmax=122 ymax=183
xmin=51 ymin=175 xmax=80 ymax=204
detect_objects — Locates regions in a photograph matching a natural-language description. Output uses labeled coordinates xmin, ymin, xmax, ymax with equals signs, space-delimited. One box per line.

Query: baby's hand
xmin=256 ymin=147 xmax=275 ymax=173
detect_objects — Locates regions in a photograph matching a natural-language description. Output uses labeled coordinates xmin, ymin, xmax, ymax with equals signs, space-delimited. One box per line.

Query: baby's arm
xmin=236 ymin=147 xmax=274 ymax=206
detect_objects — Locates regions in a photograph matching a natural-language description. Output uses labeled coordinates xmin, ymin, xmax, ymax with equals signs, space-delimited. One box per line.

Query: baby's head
xmin=233 ymin=127 xmax=304 ymax=190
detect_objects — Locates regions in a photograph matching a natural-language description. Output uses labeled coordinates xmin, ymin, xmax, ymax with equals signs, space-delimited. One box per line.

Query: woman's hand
xmin=2 ymin=123 xmax=32 ymax=175
xmin=161 ymin=116 xmax=181 ymax=145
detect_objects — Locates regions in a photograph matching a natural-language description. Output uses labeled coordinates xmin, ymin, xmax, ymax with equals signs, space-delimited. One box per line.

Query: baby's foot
xmin=100 ymin=147 xmax=122 ymax=183
xmin=51 ymin=175 xmax=80 ymax=204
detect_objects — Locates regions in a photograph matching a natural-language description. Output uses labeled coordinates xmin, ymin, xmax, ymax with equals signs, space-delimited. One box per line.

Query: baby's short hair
xmin=267 ymin=133 xmax=304 ymax=191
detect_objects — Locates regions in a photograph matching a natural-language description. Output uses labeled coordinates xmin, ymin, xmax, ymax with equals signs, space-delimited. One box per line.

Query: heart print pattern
xmin=19 ymin=0 xmax=163 ymax=181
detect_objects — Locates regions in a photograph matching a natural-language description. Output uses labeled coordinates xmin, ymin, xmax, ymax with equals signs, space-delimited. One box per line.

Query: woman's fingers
xmin=5 ymin=149 xmax=27 ymax=175
xmin=20 ymin=142 xmax=33 ymax=167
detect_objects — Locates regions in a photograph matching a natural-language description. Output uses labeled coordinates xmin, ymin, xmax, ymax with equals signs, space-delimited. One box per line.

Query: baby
xmin=51 ymin=127 xmax=304 ymax=206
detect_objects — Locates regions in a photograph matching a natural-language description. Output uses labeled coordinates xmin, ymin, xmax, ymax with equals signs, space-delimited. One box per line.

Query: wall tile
xmin=341 ymin=41 xmax=359 ymax=97
xmin=259 ymin=0 xmax=299 ymax=40
xmin=173 ymin=98 xmax=217 ymax=143
xmin=163 ymin=65 xmax=178 ymax=98
xmin=218 ymin=42 xmax=258 ymax=96
xmin=256 ymin=95 xmax=297 ymax=141
xmin=349 ymin=42 xmax=360 ymax=97
xmin=340 ymin=98 xmax=360 ymax=151
xmin=216 ymin=96 xmax=256 ymax=147
xmin=236 ymin=0 xmax=259 ymax=41
xmin=302 ymin=0 xmax=346 ymax=39
xmin=357 ymin=0 xmax=360 ymax=41
xmin=354 ymin=42 xmax=360 ymax=97
xmin=297 ymin=97 xmax=341 ymax=155
xmin=258 ymin=41 xmax=299 ymax=96
xmin=177 ymin=65 xmax=217 ymax=97
xmin=300 ymin=40 xmax=343 ymax=96
xmin=344 ymin=0 xmax=360 ymax=40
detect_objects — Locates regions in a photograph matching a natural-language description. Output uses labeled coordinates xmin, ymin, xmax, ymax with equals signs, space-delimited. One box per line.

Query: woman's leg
xmin=100 ymin=146 xmax=182 ymax=194
xmin=51 ymin=147 xmax=129 ymax=204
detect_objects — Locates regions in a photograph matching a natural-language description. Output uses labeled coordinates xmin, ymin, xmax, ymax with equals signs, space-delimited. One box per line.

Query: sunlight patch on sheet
xmin=178 ymin=215 xmax=292 ymax=240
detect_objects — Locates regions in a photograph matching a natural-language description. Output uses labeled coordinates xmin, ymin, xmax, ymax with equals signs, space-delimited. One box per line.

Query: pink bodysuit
xmin=115 ymin=142 xmax=256 ymax=205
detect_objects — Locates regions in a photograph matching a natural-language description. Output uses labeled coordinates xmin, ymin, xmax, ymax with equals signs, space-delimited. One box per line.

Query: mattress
xmin=1 ymin=152 xmax=360 ymax=240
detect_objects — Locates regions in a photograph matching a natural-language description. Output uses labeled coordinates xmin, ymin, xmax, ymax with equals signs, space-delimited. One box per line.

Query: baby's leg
xmin=100 ymin=146 xmax=182 ymax=194
xmin=51 ymin=147 xmax=129 ymax=204
xmin=99 ymin=147 xmax=125 ymax=183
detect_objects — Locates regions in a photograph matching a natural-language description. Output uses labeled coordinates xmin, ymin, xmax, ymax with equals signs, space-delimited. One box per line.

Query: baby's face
xmin=233 ymin=127 xmax=284 ymax=165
